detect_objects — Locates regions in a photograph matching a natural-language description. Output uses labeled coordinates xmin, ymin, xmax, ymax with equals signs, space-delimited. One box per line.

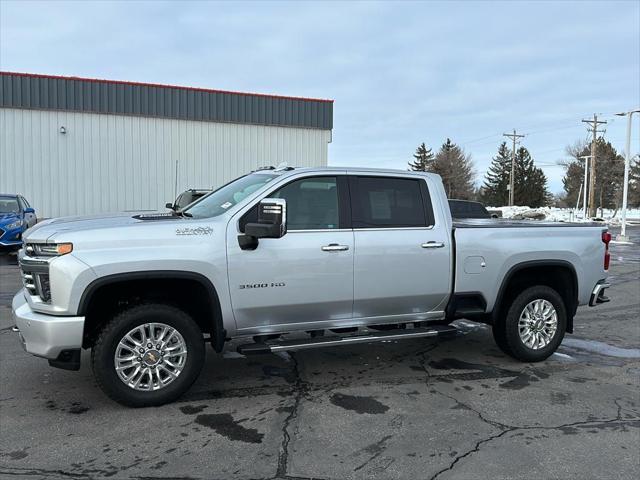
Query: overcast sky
xmin=2 ymin=0 xmax=639 ymax=194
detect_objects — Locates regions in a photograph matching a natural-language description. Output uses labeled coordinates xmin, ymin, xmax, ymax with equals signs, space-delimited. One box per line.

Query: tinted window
xmin=352 ymin=177 xmax=427 ymax=228
xmin=449 ymin=200 xmax=489 ymax=219
xmin=271 ymin=177 xmax=339 ymax=230
xmin=470 ymin=203 xmax=489 ymax=217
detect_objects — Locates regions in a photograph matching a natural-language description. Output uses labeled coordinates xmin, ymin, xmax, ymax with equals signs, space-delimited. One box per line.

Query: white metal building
xmin=0 ymin=72 xmax=333 ymax=218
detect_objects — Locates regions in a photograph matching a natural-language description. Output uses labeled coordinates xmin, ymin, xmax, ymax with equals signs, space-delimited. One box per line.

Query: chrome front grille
xmin=19 ymin=254 xmax=51 ymax=302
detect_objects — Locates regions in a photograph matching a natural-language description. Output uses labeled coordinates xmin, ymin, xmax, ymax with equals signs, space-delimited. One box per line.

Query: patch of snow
xmin=487 ymin=206 xmax=640 ymax=225
xmin=552 ymin=352 xmax=574 ymax=360
xmin=454 ymin=319 xmax=488 ymax=329
xmin=561 ymin=338 xmax=640 ymax=358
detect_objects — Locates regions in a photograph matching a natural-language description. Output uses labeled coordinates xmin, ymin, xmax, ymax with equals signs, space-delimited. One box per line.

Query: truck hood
xmin=24 ymin=212 xmax=183 ymax=242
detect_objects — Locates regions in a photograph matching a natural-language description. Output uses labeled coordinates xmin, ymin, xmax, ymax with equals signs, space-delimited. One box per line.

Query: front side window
xmin=185 ymin=172 xmax=279 ymax=218
xmin=351 ymin=176 xmax=428 ymax=228
xmin=270 ymin=176 xmax=339 ymax=230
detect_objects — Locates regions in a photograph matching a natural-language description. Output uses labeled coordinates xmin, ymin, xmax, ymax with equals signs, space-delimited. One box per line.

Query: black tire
xmin=493 ymin=285 xmax=566 ymax=362
xmin=91 ymin=304 xmax=205 ymax=407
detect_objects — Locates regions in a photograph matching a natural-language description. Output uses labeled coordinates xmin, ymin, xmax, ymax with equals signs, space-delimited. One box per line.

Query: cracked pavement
xmin=1 ymin=227 xmax=638 ymax=479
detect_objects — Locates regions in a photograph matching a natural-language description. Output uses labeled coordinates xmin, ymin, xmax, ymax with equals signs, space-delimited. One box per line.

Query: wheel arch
xmin=492 ymin=260 xmax=578 ymax=333
xmin=79 ymin=271 xmax=226 ymax=352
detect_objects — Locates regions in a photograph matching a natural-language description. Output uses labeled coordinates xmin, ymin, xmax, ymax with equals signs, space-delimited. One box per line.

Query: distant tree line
xmin=409 ymin=139 xmax=550 ymax=207
xmin=410 ymin=135 xmax=637 ymax=210
xmin=561 ymin=138 xmax=639 ymax=211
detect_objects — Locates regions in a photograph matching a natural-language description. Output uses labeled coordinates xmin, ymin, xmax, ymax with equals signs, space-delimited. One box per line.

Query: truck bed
xmin=452 ymin=221 xmax=607 ymax=311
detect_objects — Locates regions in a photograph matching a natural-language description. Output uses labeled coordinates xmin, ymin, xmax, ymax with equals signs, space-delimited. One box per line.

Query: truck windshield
xmin=183 ymin=173 xmax=279 ymax=218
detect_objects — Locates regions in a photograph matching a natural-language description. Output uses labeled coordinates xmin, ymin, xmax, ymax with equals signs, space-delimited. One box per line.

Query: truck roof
xmin=258 ymin=165 xmax=440 ymax=179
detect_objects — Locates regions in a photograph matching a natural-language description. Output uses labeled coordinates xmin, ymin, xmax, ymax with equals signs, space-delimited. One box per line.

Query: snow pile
xmin=488 ymin=206 xmax=640 ymax=224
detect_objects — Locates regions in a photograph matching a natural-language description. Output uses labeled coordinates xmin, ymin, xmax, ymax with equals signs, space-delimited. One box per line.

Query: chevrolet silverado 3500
xmin=12 ymin=167 xmax=611 ymax=406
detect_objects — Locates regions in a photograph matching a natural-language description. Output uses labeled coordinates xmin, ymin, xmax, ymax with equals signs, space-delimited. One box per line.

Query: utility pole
xmin=504 ymin=129 xmax=525 ymax=206
xmin=578 ymin=155 xmax=591 ymax=219
xmin=582 ymin=114 xmax=607 ymax=217
xmin=615 ymin=109 xmax=640 ymax=242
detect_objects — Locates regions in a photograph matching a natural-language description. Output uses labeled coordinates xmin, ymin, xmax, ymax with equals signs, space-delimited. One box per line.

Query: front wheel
xmin=493 ymin=285 xmax=566 ymax=362
xmin=91 ymin=304 xmax=205 ymax=407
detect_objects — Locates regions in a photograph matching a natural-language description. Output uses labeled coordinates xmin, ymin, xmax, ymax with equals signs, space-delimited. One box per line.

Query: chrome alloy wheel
xmin=518 ymin=299 xmax=558 ymax=350
xmin=114 ymin=323 xmax=188 ymax=391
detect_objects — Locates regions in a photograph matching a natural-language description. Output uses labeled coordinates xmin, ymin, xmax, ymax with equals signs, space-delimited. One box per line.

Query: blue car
xmin=0 ymin=194 xmax=37 ymax=250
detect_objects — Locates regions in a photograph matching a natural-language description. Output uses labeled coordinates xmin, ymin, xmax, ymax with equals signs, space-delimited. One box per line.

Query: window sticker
xmin=220 ymin=202 xmax=233 ymax=209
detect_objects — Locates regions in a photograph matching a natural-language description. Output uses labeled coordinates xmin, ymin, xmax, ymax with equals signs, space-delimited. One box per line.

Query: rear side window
xmin=351 ymin=176 xmax=432 ymax=228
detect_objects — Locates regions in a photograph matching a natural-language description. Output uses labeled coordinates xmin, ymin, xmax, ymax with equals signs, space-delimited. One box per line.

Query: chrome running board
xmin=237 ymin=325 xmax=457 ymax=355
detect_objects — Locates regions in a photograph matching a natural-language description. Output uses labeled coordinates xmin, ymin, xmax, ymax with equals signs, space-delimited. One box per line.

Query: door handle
xmin=421 ymin=241 xmax=445 ymax=249
xmin=321 ymin=244 xmax=349 ymax=252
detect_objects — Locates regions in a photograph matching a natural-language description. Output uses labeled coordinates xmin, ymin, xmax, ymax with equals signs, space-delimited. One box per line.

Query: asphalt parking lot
xmin=1 ymin=227 xmax=638 ymax=480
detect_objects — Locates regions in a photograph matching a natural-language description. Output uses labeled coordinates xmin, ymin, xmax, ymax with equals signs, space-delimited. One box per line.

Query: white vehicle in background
xmin=13 ymin=166 xmax=611 ymax=406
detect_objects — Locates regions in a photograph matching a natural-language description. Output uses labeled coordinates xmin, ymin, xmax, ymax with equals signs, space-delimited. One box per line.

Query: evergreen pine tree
xmin=480 ymin=142 xmax=511 ymax=206
xmin=513 ymin=147 xmax=550 ymax=207
xmin=562 ymin=138 xmax=624 ymax=209
xmin=628 ymin=156 xmax=640 ymax=208
xmin=433 ymin=138 xmax=475 ymax=199
xmin=408 ymin=142 xmax=434 ymax=171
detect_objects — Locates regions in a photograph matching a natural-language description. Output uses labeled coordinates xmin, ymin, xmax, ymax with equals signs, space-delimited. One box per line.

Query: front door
xmin=227 ymin=175 xmax=354 ymax=333
xmin=349 ymin=174 xmax=452 ymax=321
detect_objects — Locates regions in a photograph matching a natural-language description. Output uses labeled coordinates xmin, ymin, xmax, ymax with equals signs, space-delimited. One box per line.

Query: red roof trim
xmin=0 ymin=71 xmax=334 ymax=104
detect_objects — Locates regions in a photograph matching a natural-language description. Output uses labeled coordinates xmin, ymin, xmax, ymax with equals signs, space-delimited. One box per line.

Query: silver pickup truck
xmin=12 ymin=167 xmax=611 ymax=406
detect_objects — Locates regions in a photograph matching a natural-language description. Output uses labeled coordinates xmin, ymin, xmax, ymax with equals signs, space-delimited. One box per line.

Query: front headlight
xmin=5 ymin=219 xmax=24 ymax=229
xmin=25 ymin=242 xmax=73 ymax=257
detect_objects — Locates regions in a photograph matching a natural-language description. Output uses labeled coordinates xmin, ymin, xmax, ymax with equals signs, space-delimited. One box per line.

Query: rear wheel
xmin=493 ymin=285 xmax=566 ymax=362
xmin=92 ymin=304 xmax=205 ymax=407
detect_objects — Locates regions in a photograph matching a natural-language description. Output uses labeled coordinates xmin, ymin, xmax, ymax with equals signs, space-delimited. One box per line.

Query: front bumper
xmin=12 ymin=289 xmax=84 ymax=359
xmin=0 ymin=225 xmax=24 ymax=246
xmin=589 ymin=281 xmax=611 ymax=307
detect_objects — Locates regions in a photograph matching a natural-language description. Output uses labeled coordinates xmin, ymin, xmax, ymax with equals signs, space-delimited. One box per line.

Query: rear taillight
xmin=602 ymin=231 xmax=611 ymax=270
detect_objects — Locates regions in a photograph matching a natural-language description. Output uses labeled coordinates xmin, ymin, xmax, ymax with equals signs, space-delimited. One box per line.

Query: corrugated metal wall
xmin=0 ymin=108 xmax=331 ymax=218
xmin=0 ymin=72 xmax=333 ymax=130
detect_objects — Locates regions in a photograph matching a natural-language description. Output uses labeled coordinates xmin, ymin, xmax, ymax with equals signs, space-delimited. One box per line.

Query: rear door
xmin=350 ymin=174 xmax=452 ymax=322
xmin=227 ymin=175 xmax=354 ymax=333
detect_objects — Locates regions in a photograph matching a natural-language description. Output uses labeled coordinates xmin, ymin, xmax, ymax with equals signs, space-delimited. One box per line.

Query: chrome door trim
xmin=353 ymin=226 xmax=435 ymax=232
